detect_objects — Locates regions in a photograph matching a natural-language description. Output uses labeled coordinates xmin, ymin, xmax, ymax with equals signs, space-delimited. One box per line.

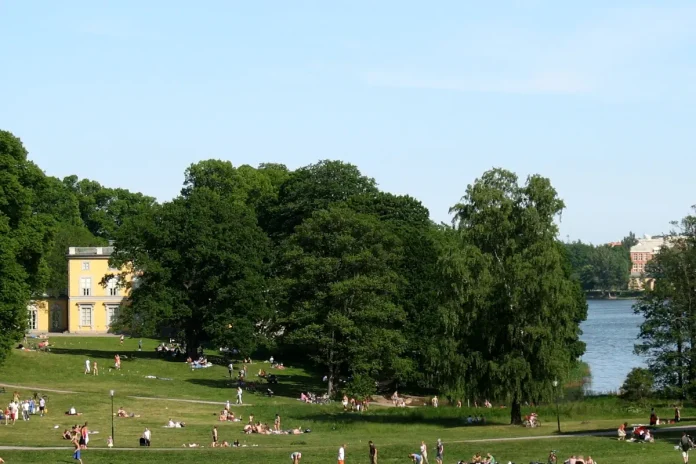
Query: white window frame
xmin=82 ymin=261 xmax=90 ymax=271
xmin=80 ymin=277 xmax=92 ymax=296
xmin=79 ymin=305 xmax=93 ymax=328
xmin=27 ymin=305 xmax=38 ymax=330
xmin=106 ymin=305 xmax=119 ymax=327
xmin=107 ymin=278 xmax=119 ymax=296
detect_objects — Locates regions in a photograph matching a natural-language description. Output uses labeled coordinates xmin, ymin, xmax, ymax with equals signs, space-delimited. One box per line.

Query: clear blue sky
xmin=2 ymin=1 xmax=695 ymax=244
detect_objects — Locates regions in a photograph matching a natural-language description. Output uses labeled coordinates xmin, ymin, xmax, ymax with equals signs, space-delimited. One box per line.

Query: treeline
xmin=564 ymin=235 xmax=636 ymax=295
xmin=1 ymin=130 xmax=587 ymax=423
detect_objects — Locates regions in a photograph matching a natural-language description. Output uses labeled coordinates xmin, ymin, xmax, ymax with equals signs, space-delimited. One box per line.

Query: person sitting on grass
xmin=291 ymin=451 xmax=302 ymax=463
xmin=65 ymin=407 xmax=82 ymax=416
xmin=471 ymin=452 xmax=483 ymax=463
xmin=62 ymin=429 xmax=72 ymax=440
xmin=484 ymin=452 xmax=497 ymax=464
xmin=617 ymin=422 xmax=627 ymax=440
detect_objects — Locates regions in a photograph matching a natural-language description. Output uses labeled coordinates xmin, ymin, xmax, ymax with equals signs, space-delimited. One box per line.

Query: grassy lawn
xmin=0 ymin=336 xmax=692 ymax=463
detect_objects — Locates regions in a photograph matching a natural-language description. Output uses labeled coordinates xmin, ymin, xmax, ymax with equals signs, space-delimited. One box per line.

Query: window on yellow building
xmin=107 ymin=305 xmax=119 ymax=326
xmin=80 ymin=277 xmax=91 ymax=296
xmin=107 ymin=278 xmax=119 ymax=296
xmin=80 ymin=305 xmax=92 ymax=326
xmin=82 ymin=261 xmax=90 ymax=271
xmin=27 ymin=306 xmax=38 ymax=330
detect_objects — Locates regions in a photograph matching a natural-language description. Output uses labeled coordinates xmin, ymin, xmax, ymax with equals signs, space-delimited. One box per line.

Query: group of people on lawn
xmin=2 ymin=392 xmax=47 ymax=425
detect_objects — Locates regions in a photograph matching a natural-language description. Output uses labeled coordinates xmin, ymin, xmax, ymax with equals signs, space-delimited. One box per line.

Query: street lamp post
xmin=110 ymin=390 xmax=115 ymax=446
xmin=552 ymin=379 xmax=560 ymax=433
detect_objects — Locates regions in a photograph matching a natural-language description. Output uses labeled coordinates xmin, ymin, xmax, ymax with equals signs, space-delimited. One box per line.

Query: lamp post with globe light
xmin=552 ymin=379 xmax=560 ymax=433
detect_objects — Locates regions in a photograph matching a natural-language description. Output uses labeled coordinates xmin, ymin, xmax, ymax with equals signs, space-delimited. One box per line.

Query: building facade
xmin=28 ymin=246 xmax=130 ymax=334
xmin=629 ymin=235 xmax=673 ymax=289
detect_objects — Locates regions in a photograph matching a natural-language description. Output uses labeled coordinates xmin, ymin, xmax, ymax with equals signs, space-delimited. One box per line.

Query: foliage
xmin=62 ymin=175 xmax=156 ymax=240
xmin=564 ymin=241 xmax=631 ymax=294
xmin=344 ymin=373 xmax=377 ymax=399
xmin=634 ymin=209 xmax=696 ymax=397
xmin=0 ymin=130 xmax=54 ymax=366
xmin=109 ymin=187 xmax=270 ymax=356
xmin=268 ymin=160 xmax=378 ymax=239
xmin=439 ymin=169 xmax=587 ymax=424
xmin=620 ymin=367 xmax=654 ymax=401
xmin=278 ymin=207 xmax=408 ymax=395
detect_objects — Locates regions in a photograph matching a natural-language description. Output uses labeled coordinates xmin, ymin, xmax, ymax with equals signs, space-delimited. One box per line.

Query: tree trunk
xmin=186 ymin=330 xmax=199 ymax=358
xmin=510 ymin=398 xmax=522 ymax=425
xmin=328 ymin=362 xmax=335 ymax=397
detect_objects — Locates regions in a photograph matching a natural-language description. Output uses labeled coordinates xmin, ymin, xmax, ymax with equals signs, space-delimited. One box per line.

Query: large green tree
xmin=279 ymin=207 xmax=408 ymax=395
xmin=110 ymin=186 xmax=270 ymax=356
xmin=0 ymin=130 xmax=54 ymax=365
xmin=439 ymin=169 xmax=587 ymax=424
xmin=635 ymin=210 xmax=696 ymax=397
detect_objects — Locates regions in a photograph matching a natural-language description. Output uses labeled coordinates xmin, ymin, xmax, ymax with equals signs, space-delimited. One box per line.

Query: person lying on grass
xmin=165 ymin=419 xmax=185 ymax=428
xmin=116 ymin=407 xmax=140 ymax=418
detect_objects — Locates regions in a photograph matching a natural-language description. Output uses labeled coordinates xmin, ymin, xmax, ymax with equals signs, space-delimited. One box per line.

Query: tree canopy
xmin=438 ymin=169 xmax=587 ymax=423
xmin=0 ymin=131 xmax=55 ymax=366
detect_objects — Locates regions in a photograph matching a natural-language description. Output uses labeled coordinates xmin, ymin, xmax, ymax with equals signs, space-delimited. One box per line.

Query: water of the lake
xmin=579 ymin=299 xmax=645 ymax=394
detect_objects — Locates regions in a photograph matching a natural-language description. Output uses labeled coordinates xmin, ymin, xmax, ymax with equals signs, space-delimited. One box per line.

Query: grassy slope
xmin=0 ymin=337 xmax=691 ymax=463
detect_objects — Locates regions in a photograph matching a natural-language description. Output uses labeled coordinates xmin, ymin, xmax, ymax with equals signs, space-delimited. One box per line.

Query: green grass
xmin=0 ymin=336 xmax=693 ymax=463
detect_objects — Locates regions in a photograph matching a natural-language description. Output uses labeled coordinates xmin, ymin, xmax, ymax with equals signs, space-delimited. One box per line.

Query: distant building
xmin=629 ymin=235 xmax=674 ymax=289
xmin=28 ymin=246 xmax=133 ymax=334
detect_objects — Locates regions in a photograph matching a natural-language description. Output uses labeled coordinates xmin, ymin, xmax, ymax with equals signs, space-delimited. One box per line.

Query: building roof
xmin=67 ymin=246 xmax=114 ymax=258
xmin=630 ymin=236 xmax=678 ymax=253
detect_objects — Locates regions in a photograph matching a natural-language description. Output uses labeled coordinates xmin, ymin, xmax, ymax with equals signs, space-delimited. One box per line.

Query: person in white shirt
xmin=338 ymin=444 xmax=346 ymax=464
xmin=8 ymin=402 xmax=17 ymax=424
xmin=21 ymin=401 xmax=30 ymax=421
xmin=228 ymin=363 xmax=234 ymax=378
xmin=236 ymin=387 xmax=243 ymax=405
xmin=85 ymin=359 xmax=91 ymax=375
xmin=39 ymin=397 xmax=46 ymax=417
xmin=141 ymin=428 xmax=151 ymax=446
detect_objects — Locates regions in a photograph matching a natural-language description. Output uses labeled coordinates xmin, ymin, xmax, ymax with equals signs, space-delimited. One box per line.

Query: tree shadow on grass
xmin=50 ymin=347 xmax=183 ymax=363
xmin=185 ymin=375 xmax=316 ymax=400
xmin=291 ymin=410 xmax=502 ymax=429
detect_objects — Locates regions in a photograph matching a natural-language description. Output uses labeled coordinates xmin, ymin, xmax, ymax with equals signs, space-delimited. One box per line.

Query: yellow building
xmin=28 ymin=246 xmax=130 ymax=334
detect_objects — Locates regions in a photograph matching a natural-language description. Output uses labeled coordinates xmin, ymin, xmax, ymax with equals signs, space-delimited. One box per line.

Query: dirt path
xmin=0 ymin=383 xmax=77 ymax=394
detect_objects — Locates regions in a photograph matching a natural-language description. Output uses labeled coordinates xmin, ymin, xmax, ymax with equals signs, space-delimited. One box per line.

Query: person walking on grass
xmin=84 ymin=359 xmax=90 ymax=375
xmin=228 ymin=362 xmax=234 ymax=379
xmin=39 ymin=396 xmax=46 ymax=416
xmin=236 ymin=386 xmax=243 ymax=405
xmin=93 ymin=361 xmax=98 ymax=376
xmin=211 ymin=426 xmax=218 ymax=447
xmin=420 ymin=440 xmax=429 ymax=464
xmin=435 ymin=439 xmax=443 ymax=464
xmin=72 ymin=431 xmax=83 ymax=464
xmin=682 ymin=432 xmax=694 ymax=464
xmin=338 ymin=443 xmax=346 ymax=464
xmin=120 ymin=335 xmax=124 ymax=345
xmin=369 ymin=440 xmax=378 ymax=464
xmin=274 ymin=414 xmax=281 ymax=432
xmin=138 ymin=339 xmax=142 ymax=351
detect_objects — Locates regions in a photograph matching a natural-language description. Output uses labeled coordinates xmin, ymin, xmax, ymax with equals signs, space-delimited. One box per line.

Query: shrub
xmin=620 ymin=368 xmax=654 ymax=401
